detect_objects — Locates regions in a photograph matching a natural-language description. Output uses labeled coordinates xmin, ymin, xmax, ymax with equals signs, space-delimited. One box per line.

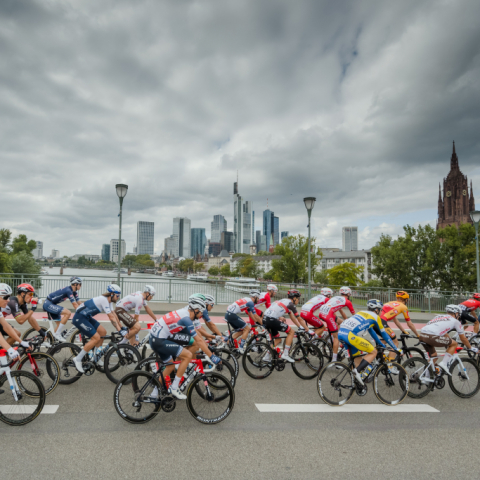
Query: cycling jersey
xmin=460 ymin=299 xmax=480 ymax=312
xmin=255 ymin=292 xmax=271 ymax=309
xmin=46 ymin=286 xmax=79 ymax=305
xmin=202 ymin=308 xmax=212 ymax=323
xmin=116 ymin=293 xmax=146 ymax=315
xmin=150 ymin=308 xmax=196 ymax=339
xmin=301 ymin=295 xmax=328 ymax=314
xmin=76 ymin=296 xmax=113 ymax=318
xmin=340 ymin=311 xmax=396 ymax=347
xmin=3 ymin=297 xmax=28 ymax=319
xmin=420 ymin=314 xmax=464 ymax=336
xmin=226 ymin=298 xmax=256 ymax=315
xmin=264 ymin=299 xmax=299 ymax=319
xmin=318 ymin=296 xmax=355 ymax=318
xmin=380 ymin=301 xmax=411 ymax=322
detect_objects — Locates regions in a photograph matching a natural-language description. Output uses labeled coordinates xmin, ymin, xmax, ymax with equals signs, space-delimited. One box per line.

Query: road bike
xmin=22 ymin=315 xmax=79 ymax=350
xmin=114 ymin=356 xmax=235 ymax=425
xmin=0 ymin=347 xmax=46 ymax=426
xmin=317 ymin=346 xmax=409 ymax=406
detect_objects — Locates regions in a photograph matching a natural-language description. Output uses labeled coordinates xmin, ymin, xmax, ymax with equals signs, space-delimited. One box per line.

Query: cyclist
xmin=43 ymin=276 xmax=82 ymax=342
xmin=262 ymin=289 xmax=306 ymax=363
xmin=188 ymin=294 xmax=223 ymax=341
xmin=224 ymin=290 xmax=262 ymax=353
xmin=459 ymin=293 xmax=480 ymax=334
xmin=300 ymin=288 xmax=333 ymax=337
xmin=419 ymin=304 xmax=477 ymax=375
xmin=2 ymin=283 xmax=46 ymax=342
xmin=254 ymin=284 xmax=278 ymax=323
xmin=149 ymin=297 xmax=221 ymax=400
xmin=381 ymin=291 xmax=419 ymax=337
xmin=338 ymin=299 xmax=401 ymax=379
xmin=318 ymin=286 xmax=355 ymax=361
xmin=71 ymin=284 xmax=123 ymax=373
xmin=115 ymin=286 xmax=157 ymax=346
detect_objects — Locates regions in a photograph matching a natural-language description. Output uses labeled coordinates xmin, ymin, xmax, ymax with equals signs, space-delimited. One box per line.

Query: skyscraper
xmin=263 ymin=209 xmax=275 ymax=251
xmin=342 ymin=227 xmax=358 ymax=252
xmin=32 ymin=241 xmax=43 ymax=259
xmin=137 ymin=221 xmax=154 ymax=255
xmin=256 ymin=230 xmax=267 ymax=253
xmin=273 ymin=216 xmax=279 ymax=246
xmin=211 ymin=215 xmax=227 ymax=243
xmin=281 ymin=231 xmax=289 ymax=240
xmin=191 ymin=228 xmax=207 ymax=257
xmin=101 ymin=244 xmax=110 ymax=261
xmin=221 ymin=231 xmax=234 ymax=253
xmin=173 ymin=217 xmax=191 ymax=258
xmin=233 ymin=181 xmax=253 ymax=254
xmin=164 ymin=235 xmax=177 ymax=257
xmin=110 ymin=239 xmax=126 ymax=262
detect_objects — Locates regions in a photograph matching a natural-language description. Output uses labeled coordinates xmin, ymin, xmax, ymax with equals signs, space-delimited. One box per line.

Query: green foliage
xmin=77 ymin=256 xmax=94 ymax=266
xmin=177 ymin=258 xmax=195 ymax=272
xmin=122 ymin=254 xmax=154 ymax=268
xmin=262 ymin=269 xmax=274 ymax=280
xmin=0 ymin=229 xmax=12 ymax=252
xmin=363 ymin=278 xmax=384 ymax=288
xmin=327 ymin=263 xmax=364 ymax=286
xmin=314 ymin=269 xmax=329 ymax=284
xmin=0 ymin=252 xmax=12 ymax=274
xmin=11 ymin=234 xmax=37 ymax=255
xmin=0 ymin=230 xmax=39 ymax=275
xmin=220 ymin=264 xmax=231 ymax=277
xmin=232 ymin=253 xmax=249 ymax=258
xmin=11 ymin=251 xmax=42 ymax=275
xmin=208 ymin=266 xmax=220 ymax=276
xmin=237 ymin=257 xmax=261 ymax=278
xmin=256 ymin=251 xmax=276 ymax=256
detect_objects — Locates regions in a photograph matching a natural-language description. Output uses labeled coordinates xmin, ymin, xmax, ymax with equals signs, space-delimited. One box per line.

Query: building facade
xmin=437 ymin=142 xmax=475 ymax=230
xmin=32 ymin=241 xmax=43 ymax=259
xmin=136 ymin=221 xmax=154 ymax=255
xmin=317 ymin=250 xmax=372 ymax=282
xmin=173 ymin=217 xmax=191 ymax=258
xmin=220 ymin=231 xmax=234 ymax=253
xmin=273 ymin=216 xmax=279 ymax=246
xmin=191 ymin=228 xmax=207 ymax=257
xmin=101 ymin=244 xmax=110 ymax=261
xmin=208 ymin=242 xmax=222 ymax=257
xmin=256 ymin=230 xmax=267 ymax=252
xmin=164 ymin=235 xmax=177 ymax=257
xmin=233 ymin=182 xmax=253 ymax=254
xmin=342 ymin=227 xmax=358 ymax=252
xmin=281 ymin=231 xmax=289 ymax=240
xmin=229 ymin=255 xmax=281 ymax=276
xmin=211 ymin=215 xmax=227 ymax=243
xmin=110 ymin=239 xmax=126 ymax=263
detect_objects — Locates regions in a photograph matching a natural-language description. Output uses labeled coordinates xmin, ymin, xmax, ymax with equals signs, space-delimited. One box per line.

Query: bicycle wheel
xmin=209 ymin=358 xmax=236 ymax=389
xmin=48 ymin=342 xmax=83 ymax=385
xmin=317 ymin=362 xmax=354 ymax=406
xmin=67 ymin=329 xmax=82 ymax=344
xmin=22 ymin=327 xmax=54 ymax=352
xmin=16 ymin=352 xmax=60 ymax=396
xmin=311 ymin=338 xmax=333 ymax=362
xmin=104 ymin=345 xmax=142 ymax=384
xmin=187 ymin=373 xmax=235 ymax=424
xmin=291 ymin=342 xmax=324 ymax=380
xmin=114 ymin=371 xmax=162 ymax=424
xmin=245 ymin=332 xmax=268 ymax=350
xmin=403 ymin=348 xmax=426 ymax=360
xmin=402 ymin=356 xmax=434 ymax=399
xmin=374 ymin=362 xmax=409 ymax=405
xmin=242 ymin=343 xmax=275 ymax=379
xmin=448 ymin=357 xmax=480 ymax=398
xmin=214 ymin=348 xmax=239 ymax=378
xmin=0 ymin=371 xmax=46 ymax=426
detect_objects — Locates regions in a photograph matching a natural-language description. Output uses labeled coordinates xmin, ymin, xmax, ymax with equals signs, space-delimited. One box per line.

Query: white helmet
xmin=446 ymin=304 xmax=461 ymax=316
xmin=267 ymin=284 xmax=278 ymax=293
xmin=203 ymin=294 xmax=215 ymax=305
xmin=250 ymin=289 xmax=261 ymax=298
xmin=0 ymin=283 xmax=13 ymax=297
xmin=188 ymin=297 xmax=206 ymax=311
xmin=321 ymin=287 xmax=333 ymax=297
xmin=339 ymin=286 xmax=352 ymax=296
xmin=107 ymin=284 xmax=121 ymax=295
xmin=144 ymin=285 xmax=156 ymax=297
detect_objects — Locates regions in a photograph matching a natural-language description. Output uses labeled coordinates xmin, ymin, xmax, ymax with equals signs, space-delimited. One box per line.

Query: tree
xmin=220 ymin=264 xmax=231 ymax=277
xmin=327 ymin=263 xmax=364 ymax=286
xmin=0 ymin=252 xmax=12 ymax=274
xmin=238 ymin=257 xmax=261 ymax=278
xmin=0 ymin=229 xmax=12 ymax=253
xmin=270 ymin=235 xmax=321 ymax=283
xmin=232 ymin=253 xmax=249 ymax=259
xmin=11 ymin=234 xmax=37 ymax=255
xmin=208 ymin=266 xmax=219 ymax=276
xmin=194 ymin=262 xmax=205 ymax=273
xmin=262 ymin=269 xmax=274 ymax=280
xmin=314 ymin=270 xmax=329 ymax=284
xmin=11 ymin=251 xmax=42 ymax=275
xmin=256 ymin=251 xmax=276 ymax=256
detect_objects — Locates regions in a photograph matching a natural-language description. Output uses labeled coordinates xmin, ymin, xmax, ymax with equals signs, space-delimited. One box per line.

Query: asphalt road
xmin=2 ymin=335 xmax=480 ymax=480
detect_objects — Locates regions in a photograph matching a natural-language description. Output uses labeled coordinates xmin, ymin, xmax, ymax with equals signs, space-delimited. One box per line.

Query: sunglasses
xmin=2 ymin=295 xmax=11 ymax=300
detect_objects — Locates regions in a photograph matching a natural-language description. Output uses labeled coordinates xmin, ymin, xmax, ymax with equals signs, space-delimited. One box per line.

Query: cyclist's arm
xmin=288 ymin=311 xmax=302 ymax=328
xmin=459 ymin=334 xmax=473 ymax=350
xmin=0 ymin=331 xmax=11 ymax=351
xmin=0 ymin=317 xmax=23 ymax=344
xmin=107 ymin=311 xmax=121 ymax=331
xmin=205 ymin=321 xmax=222 ymax=336
xmin=403 ymin=309 xmax=419 ymax=336
xmin=197 ymin=325 xmax=215 ymax=340
xmin=339 ymin=308 xmax=349 ymax=321
xmin=370 ymin=321 xmax=397 ymax=351
xmin=247 ymin=309 xmax=261 ymax=324
xmin=144 ymin=304 xmax=157 ymax=322
xmin=193 ymin=334 xmax=214 ymax=357
xmin=71 ymin=301 xmax=80 ymax=309
xmin=14 ymin=310 xmax=37 ymax=326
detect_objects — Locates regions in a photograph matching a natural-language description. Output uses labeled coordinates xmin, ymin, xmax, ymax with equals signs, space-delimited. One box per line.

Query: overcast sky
xmin=2 ymin=0 xmax=480 ymax=256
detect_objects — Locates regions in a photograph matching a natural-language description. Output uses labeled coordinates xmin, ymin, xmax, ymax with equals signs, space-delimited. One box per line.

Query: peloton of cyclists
xmin=43 ymin=276 xmax=83 ymax=342
xmin=253 ymin=284 xmax=279 ymax=323
xmin=300 ymin=287 xmax=333 ymax=338
xmin=458 ymin=293 xmax=480 ymax=334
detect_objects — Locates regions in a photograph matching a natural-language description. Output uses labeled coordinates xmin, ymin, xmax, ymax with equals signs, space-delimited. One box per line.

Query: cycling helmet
xmin=107 ymin=284 xmax=121 ymax=295
xmin=339 ymin=286 xmax=352 ymax=296
xmin=266 ymin=284 xmax=278 ymax=293
xmin=367 ymin=299 xmax=383 ymax=312
xmin=446 ymin=304 xmax=461 ymax=315
xmin=17 ymin=283 xmax=35 ymax=294
xmin=0 ymin=283 xmax=13 ymax=297
xmin=473 ymin=293 xmax=480 ymax=300
xmin=189 ymin=297 xmax=206 ymax=311
xmin=144 ymin=285 xmax=156 ymax=296
xmin=203 ymin=294 xmax=215 ymax=305
xmin=250 ymin=289 xmax=261 ymax=298
xmin=189 ymin=293 xmax=206 ymax=301
xmin=396 ymin=291 xmax=410 ymax=299
xmin=70 ymin=276 xmax=82 ymax=285
xmin=321 ymin=287 xmax=333 ymax=297
xmin=287 ymin=289 xmax=301 ymax=298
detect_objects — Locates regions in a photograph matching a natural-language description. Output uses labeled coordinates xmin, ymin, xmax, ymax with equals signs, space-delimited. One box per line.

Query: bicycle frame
xmin=41 ymin=316 xmax=78 ymax=339
xmin=0 ymin=349 xmax=20 ymax=401
xmin=415 ymin=349 xmax=470 ymax=385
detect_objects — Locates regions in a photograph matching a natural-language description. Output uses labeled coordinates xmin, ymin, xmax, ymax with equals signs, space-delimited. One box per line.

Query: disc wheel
xmin=242 ymin=343 xmax=275 ymax=379
xmin=15 ymin=352 xmax=60 ymax=396
xmin=373 ymin=362 xmax=409 ymax=405
xmin=316 ymin=362 xmax=354 ymax=406
xmin=0 ymin=371 xmax=46 ymax=425
xmin=187 ymin=373 xmax=235 ymax=424
xmin=104 ymin=345 xmax=142 ymax=384
xmin=448 ymin=357 xmax=480 ymax=398
xmin=290 ymin=342 xmax=324 ymax=380
xmin=113 ymin=371 xmax=162 ymax=424
xmin=402 ymin=356 xmax=434 ymax=399
xmin=48 ymin=342 xmax=83 ymax=385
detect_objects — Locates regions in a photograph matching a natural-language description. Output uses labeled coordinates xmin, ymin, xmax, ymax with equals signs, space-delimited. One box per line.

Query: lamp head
xmin=470 ymin=211 xmax=480 ymax=225
xmin=116 ymin=184 xmax=128 ymax=199
xmin=303 ymin=197 xmax=316 ymax=211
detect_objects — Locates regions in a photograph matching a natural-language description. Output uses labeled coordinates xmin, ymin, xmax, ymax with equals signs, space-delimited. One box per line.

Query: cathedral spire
xmin=451 ymin=141 xmax=459 ymax=170
xmin=438 ymin=183 xmax=442 ymax=201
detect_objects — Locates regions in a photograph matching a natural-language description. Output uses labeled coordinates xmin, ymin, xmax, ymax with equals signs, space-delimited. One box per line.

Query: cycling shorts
xmin=300 ymin=311 xmax=324 ymax=329
xmin=339 ymin=330 xmax=375 ymax=357
xmin=380 ymin=319 xmax=396 ymax=339
xmin=419 ymin=333 xmax=452 ymax=356
xmin=72 ymin=312 xmax=100 ymax=338
xmin=149 ymin=334 xmax=194 ymax=362
xmin=115 ymin=307 xmax=137 ymax=328
xmin=225 ymin=312 xmax=248 ymax=330
xmin=43 ymin=300 xmax=64 ymax=321
xmin=264 ymin=316 xmax=291 ymax=338
xmin=460 ymin=311 xmax=478 ymax=325
xmin=319 ymin=313 xmax=339 ymax=333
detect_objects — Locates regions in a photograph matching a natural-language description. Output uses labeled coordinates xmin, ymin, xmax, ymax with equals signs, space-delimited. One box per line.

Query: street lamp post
xmin=470 ymin=210 xmax=480 ymax=292
xmin=303 ymin=197 xmax=316 ymax=299
xmin=116 ymin=184 xmax=128 ymax=285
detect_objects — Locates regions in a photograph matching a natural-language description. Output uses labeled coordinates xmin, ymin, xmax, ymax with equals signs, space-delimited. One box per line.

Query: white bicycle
xmin=22 ymin=315 xmax=79 ymax=350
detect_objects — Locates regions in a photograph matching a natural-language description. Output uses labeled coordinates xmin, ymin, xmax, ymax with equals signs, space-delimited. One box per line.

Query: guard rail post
xmin=428 ymin=291 xmax=431 ymax=313
xmin=168 ymin=279 xmax=172 ymax=304
xmin=215 ymin=280 xmax=218 ymax=303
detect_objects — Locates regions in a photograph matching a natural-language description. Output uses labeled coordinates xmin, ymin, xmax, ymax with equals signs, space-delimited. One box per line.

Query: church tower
xmin=437 ymin=142 xmax=475 ymax=230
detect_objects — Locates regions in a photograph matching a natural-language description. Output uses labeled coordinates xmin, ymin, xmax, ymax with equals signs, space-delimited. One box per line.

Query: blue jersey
xmin=47 ymin=286 xmax=79 ymax=305
xmin=76 ymin=296 xmax=113 ymax=319
xmin=202 ymin=308 xmax=212 ymax=323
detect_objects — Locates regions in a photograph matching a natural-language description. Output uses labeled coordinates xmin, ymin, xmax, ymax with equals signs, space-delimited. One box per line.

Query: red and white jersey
xmin=301 ymin=295 xmax=328 ymax=314
xmin=255 ymin=292 xmax=271 ymax=308
xmin=421 ymin=314 xmax=464 ymax=337
xmin=150 ymin=307 xmax=190 ymax=339
xmin=318 ymin=296 xmax=355 ymax=319
xmin=460 ymin=299 xmax=480 ymax=312
xmin=116 ymin=293 xmax=146 ymax=315
xmin=226 ymin=297 xmax=256 ymax=315
xmin=264 ymin=299 xmax=298 ymax=319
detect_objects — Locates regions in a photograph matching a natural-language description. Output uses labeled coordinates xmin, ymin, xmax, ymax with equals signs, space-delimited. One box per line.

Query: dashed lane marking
xmin=255 ymin=403 xmax=439 ymax=413
xmin=0 ymin=405 xmax=59 ymax=414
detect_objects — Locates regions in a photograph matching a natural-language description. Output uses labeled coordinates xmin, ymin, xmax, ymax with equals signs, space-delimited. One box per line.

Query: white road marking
xmin=0 ymin=405 xmax=59 ymax=414
xmin=255 ymin=403 xmax=439 ymax=413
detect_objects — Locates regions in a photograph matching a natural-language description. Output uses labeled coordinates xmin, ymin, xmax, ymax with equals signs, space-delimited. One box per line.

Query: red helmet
xmin=473 ymin=293 xmax=480 ymax=300
xmin=287 ymin=289 xmax=301 ymax=299
xmin=17 ymin=283 xmax=35 ymax=294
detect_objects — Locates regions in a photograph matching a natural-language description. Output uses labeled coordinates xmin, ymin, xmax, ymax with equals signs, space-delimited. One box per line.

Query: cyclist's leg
xmin=324 ymin=314 xmax=340 ymax=359
xmin=344 ymin=332 xmax=376 ymax=374
xmin=461 ymin=311 xmax=479 ymax=334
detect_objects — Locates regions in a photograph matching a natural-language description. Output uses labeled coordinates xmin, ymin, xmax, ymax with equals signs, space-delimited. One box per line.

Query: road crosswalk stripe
xmin=0 ymin=405 xmax=59 ymax=414
xmin=255 ymin=403 xmax=439 ymax=413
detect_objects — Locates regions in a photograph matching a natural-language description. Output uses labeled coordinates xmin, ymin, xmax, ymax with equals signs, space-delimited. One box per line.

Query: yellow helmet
xmin=396 ymin=291 xmax=409 ymax=299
